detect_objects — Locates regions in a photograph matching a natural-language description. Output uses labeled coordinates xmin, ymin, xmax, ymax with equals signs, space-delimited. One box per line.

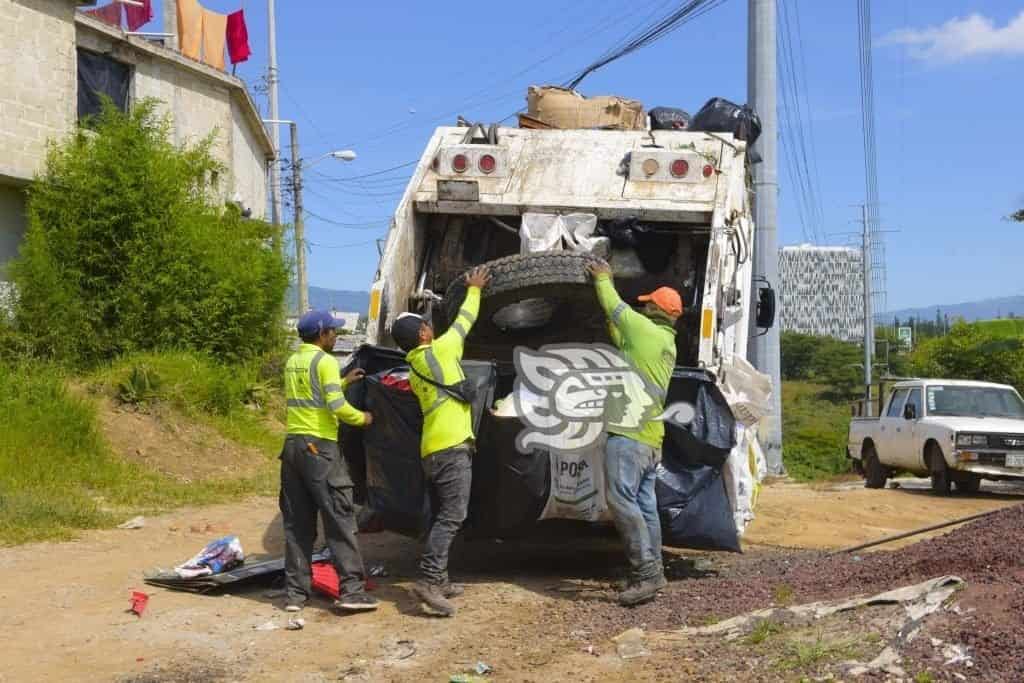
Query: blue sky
xmin=151 ymin=1 xmax=1024 ymax=311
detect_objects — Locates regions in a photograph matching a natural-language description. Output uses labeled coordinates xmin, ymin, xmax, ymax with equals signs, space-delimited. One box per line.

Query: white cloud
xmin=881 ymin=11 xmax=1024 ymax=64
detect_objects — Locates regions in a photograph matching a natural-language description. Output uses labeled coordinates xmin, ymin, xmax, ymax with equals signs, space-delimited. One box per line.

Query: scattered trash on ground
xmin=474 ymin=661 xmax=492 ymax=675
xmin=381 ymin=638 xmax=416 ymax=662
xmin=117 ymin=516 xmax=146 ymax=530
xmin=286 ymin=618 xmax=305 ymax=631
xmin=253 ymin=620 xmax=278 ymax=631
xmin=367 ymin=563 xmax=388 ymax=578
xmin=449 ymin=676 xmax=488 ymax=683
xmin=174 ymin=535 xmax=245 ymax=579
xmin=941 ymin=643 xmax=974 ymax=668
xmin=612 ymin=627 xmax=649 ymax=659
xmin=128 ymin=590 xmax=149 ymax=617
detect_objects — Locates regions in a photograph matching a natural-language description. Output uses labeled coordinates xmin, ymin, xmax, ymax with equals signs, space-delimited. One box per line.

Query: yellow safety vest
xmin=407 ymin=287 xmax=480 ymax=457
xmin=285 ymin=343 xmax=365 ymax=439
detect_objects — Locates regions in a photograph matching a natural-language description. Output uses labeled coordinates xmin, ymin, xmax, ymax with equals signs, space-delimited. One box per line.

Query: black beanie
xmin=392 ymin=313 xmax=425 ymax=352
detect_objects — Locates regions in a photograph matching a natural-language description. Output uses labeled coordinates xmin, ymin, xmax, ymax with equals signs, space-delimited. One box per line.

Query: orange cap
xmin=638 ymin=287 xmax=683 ymax=317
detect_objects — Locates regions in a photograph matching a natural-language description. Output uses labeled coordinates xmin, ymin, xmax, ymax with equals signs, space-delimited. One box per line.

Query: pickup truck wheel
xmin=863 ymin=446 xmax=887 ymax=489
xmin=928 ymin=445 xmax=952 ymax=495
xmin=953 ymin=475 xmax=982 ymax=494
xmin=444 ymin=252 xmax=610 ymax=354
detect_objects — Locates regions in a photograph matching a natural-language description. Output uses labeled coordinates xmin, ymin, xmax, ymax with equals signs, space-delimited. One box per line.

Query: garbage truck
xmin=342 ymin=107 xmax=775 ymax=551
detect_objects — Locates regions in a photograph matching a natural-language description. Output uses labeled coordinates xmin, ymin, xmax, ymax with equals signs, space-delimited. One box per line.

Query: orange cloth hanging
xmin=177 ymin=0 xmax=202 ymax=60
xmin=201 ymin=8 xmax=228 ymax=70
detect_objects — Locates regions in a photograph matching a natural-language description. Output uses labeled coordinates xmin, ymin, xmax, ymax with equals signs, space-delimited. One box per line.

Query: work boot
xmin=441 ymin=581 xmax=465 ymax=599
xmin=617 ymin=575 xmax=665 ymax=607
xmin=412 ymin=581 xmax=456 ymax=617
xmin=334 ymin=591 xmax=379 ymax=612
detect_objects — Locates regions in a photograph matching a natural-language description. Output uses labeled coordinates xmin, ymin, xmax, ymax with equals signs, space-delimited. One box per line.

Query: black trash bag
xmin=467 ymin=412 xmax=550 ymax=538
xmin=597 ymin=218 xmax=677 ymax=273
xmin=338 ymin=344 xmax=498 ymax=538
xmin=656 ymin=457 xmax=740 ymax=552
xmin=649 ymin=106 xmax=691 ymax=130
xmin=689 ymin=97 xmax=762 ymax=145
xmin=662 ymin=368 xmax=736 ymax=468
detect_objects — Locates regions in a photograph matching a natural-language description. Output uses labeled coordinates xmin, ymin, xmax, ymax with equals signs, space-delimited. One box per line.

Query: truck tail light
xmin=642 ymin=159 xmax=660 ymax=176
xmin=479 ymin=154 xmax=496 ymax=174
xmin=702 ymin=164 xmax=714 ymax=179
xmin=452 ymin=154 xmax=469 ymax=173
xmin=670 ymin=159 xmax=689 ymax=178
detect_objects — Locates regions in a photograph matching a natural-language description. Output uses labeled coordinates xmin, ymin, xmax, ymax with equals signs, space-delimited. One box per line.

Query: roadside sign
xmin=897 ymin=326 xmax=912 ymax=350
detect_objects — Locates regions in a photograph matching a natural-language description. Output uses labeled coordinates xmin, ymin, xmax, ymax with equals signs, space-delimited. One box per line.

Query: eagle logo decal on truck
xmin=511 ymin=344 xmax=695 ymax=454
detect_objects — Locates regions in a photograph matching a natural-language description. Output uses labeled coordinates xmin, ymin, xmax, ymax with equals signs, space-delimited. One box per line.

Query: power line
xmin=306 ymin=237 xmax=382 ymax=250
xmin=312 ymin=160 xmax=418 ymax=183
xmin=565 ymin=0 xmax=729 ymax=89
xmin=304 ymin=209 xmax=391 ymax=229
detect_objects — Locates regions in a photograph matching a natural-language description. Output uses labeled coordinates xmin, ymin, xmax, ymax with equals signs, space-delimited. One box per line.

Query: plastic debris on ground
xmin=310 ymin=561 xmax=378 ymax=600
xmin=144 ymin=549 xmax=330 ymax=593
xmin=253 ymin=620 xmax=278 ymax=631
xmin=128 ymin=590 xmax=149 ymax=616
xmin=174 ymin=535 xmax=244 ymax=579
xmin=117 ymin=516 xmax=146 ymax=530
xmin=612 ymin=627 xmax=650 ymax=659
xmin=286 ymin=618 xmax=305 ymax=631
xmin=474 ymin=661 xmax=492 ymax=675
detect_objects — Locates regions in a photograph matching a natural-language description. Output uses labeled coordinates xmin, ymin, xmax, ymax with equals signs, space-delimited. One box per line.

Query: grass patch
xmin=914 ymin=672 xmax=936 ymax=683
xmin=777 ymin=630 xmax=860 ymax=671
xmin=745 ymin=618 xmax=786 ymax=645
xmin=88 ymin=351 xmax=284 ymax=456
xmin=0 ymin=357 xmax=283 ymax=545
xmin=772 ymin=583 xmax=795 ymax=606
xmin=782 ymin=381 xmax=853 ymax=481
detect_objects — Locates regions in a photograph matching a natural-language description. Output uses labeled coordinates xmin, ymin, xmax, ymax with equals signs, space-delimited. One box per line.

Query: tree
xmin=909 ymin=322 xmax=1024 ymax=390
xmin=10 ymin=100 xmax=288 ymax=365
xmin=1011 ymin=208 xmax=1024 ymax=222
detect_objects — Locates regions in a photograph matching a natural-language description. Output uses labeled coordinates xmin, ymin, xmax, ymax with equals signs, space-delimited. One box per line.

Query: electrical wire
xmin=304 ymin=209 xmax=391 ymax=229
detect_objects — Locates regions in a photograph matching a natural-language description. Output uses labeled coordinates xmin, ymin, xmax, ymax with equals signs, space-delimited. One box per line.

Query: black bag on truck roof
xmin=649 ymin=106 xmax=691 ymax=130
xmin=689 ymin=97 xmax=762 ymax=145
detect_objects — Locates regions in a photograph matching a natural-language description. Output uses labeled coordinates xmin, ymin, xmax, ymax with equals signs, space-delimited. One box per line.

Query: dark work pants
xmin=420 ymin=444 xmax=473 ymax=585
xmin=279 ymin=435 xmax=366 ymax=603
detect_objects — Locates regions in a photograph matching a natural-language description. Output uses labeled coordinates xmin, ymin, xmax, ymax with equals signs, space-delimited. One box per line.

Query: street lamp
xmin=262 ymin=119 xmax=356 ymax=314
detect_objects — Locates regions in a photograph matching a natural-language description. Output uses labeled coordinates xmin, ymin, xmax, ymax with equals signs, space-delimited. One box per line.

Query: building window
xmin=77 ymin=48 xmax=130 ymax=122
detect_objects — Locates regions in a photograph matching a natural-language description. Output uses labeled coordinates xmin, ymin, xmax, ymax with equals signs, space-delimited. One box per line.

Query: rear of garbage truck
xmin=352 ymin=103 xmax=774 ymax=549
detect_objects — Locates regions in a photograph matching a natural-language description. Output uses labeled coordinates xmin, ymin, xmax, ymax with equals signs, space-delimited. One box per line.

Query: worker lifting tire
xmin=862 ymin=444 xmax=887 ymax=489
xmin=927 ymin=443 xmax=952 ymax=495
xmin=443 ymin=252 xmax=611 ymax=353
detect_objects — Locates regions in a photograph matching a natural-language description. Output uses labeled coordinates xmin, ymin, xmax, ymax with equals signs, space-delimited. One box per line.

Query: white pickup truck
xmin=848 ymin=379 xmax=1024 ymax=494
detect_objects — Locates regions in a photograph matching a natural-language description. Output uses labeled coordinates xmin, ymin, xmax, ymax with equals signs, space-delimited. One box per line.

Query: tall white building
xmin=779 ymin=245 xmax=864 ymax=342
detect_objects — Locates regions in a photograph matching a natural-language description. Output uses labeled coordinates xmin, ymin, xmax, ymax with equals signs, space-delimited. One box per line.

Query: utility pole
xmin=289 ymin=122 xmax=309 ymax=315
xmin=748 ymin=0 xmax=783 ymax=474
xmin=861 ymin=204 xmax=874 ymax=416
xmin=267 ymin=0 xmax=283 ymax=230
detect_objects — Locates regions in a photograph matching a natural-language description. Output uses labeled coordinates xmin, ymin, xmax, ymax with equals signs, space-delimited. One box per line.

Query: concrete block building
xmin=779 ymin=244 xmax=865 ymax=342
xmin=0 ymin=0 xmax=274 ymax=280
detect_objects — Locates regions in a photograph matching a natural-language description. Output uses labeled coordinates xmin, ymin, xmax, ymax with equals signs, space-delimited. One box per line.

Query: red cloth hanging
xmin=84 ymin=3 xmax=122 ymax=27
xmin=226 ymin=9 xmax=252 ymax=65
xmin=123 ymin=0 xmax=153 ymax=32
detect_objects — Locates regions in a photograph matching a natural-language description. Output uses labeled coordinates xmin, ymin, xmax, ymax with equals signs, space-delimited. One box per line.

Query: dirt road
xmin=0 ymin=479 xmax=1019 ymax=682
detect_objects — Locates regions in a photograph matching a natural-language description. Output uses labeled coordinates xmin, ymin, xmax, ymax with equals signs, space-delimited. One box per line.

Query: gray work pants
xmin=279 ymin=435 xmax=366 ymax=603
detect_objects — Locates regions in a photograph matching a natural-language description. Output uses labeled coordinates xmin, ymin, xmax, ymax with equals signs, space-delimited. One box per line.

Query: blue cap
xmin=297 ymin=310 xmax=342 ymax=338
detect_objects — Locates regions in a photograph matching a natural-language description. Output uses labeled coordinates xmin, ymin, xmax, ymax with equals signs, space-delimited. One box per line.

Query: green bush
xmin=9 ymin=99 xmax=288 ymax=366
xmin=781 ymin=332 xmax=864 ymax=399
xmin=908 ymin=322 xmax=1024 ymax=389
xmin=782 ymin=381 xmax=853 ymax=480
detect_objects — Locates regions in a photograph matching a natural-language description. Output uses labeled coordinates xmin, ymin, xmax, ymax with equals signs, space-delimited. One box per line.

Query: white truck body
xmin=367 ymin=125 xmax=761 ymax=374
xmin=848 ymin=378 xmax=1024 ymax=492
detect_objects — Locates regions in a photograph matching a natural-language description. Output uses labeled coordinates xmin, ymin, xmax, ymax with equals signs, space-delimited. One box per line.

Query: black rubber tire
xmin=953 ymin=475 xmax=982 ymax=494
xmin=444 ymin=252 xmax=611 ymax=355
xmin=928 ymin=444 xmax=952 ymax=495
xmin=863 ymin=445 xmax=887 ymax=489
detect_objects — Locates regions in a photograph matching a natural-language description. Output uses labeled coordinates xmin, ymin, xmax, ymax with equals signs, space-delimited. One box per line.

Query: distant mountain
xmin=287 ymin=286 xmax=369 ymax=315
xmin=883 ymin=295 xmax=1024 ymax=324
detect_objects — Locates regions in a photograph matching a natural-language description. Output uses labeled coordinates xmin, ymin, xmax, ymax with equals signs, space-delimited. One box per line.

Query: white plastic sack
xmin=539 ymin=439 xmax=612 ymax=523
xmin=719 ymin=354 xmax=773 ymax=427
xmin=722 ymin=425 xmax=758 ymax=536
xmin=519 ymin=212 xmax=609 ymax=258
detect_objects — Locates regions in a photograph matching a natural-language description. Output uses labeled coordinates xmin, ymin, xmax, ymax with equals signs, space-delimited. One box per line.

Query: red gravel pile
xmin=565 ymin=503 xmax=1024 ymax=678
